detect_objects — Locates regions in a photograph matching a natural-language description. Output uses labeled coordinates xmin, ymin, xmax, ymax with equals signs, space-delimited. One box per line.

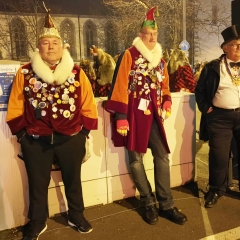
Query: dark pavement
xmin=1 ymin=108 xmax=240 ymax=240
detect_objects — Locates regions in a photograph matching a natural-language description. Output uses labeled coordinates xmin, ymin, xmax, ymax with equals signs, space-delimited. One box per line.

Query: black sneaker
xmin=68 ymin=217 xmax=93 ymax=234
xmin=159 ymin=207 xmax=187 ymax=225
xmin=22 ymin=221 xmax=47 ymax=240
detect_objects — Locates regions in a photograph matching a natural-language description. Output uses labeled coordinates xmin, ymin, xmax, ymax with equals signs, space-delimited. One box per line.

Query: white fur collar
xmin=132 ymin=37 xmax=162 ymax=70
xmin=30 ymin=49 xmax=74 ymax=85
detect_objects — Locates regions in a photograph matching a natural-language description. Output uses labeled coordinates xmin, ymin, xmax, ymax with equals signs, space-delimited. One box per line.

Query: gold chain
xmin=224 ymin=57 xmax=240 ymax=86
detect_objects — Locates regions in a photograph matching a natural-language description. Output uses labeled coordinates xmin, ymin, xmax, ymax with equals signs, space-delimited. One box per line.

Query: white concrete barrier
xmin=0 ymin=93 xmax=196 ymax=230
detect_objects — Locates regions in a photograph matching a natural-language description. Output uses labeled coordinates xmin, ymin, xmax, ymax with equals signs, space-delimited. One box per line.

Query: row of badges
xmin=128 ymin=55 xmax=164 ymax=99
xmin=22 ymin=68 xmax=79 ymax=120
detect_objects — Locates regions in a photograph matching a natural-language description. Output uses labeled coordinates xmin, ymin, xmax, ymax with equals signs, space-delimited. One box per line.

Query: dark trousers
xmin=20 ymin=132 xmax=86 ymax=222
xmin=207 ymin=108 xmax=240 ymax=195
xmin=128 ymin=119 xmax=174 ymax=210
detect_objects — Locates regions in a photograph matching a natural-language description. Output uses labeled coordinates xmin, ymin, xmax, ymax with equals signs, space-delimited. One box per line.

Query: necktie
xmin=230 ymin=62 xmax=240 ymax=68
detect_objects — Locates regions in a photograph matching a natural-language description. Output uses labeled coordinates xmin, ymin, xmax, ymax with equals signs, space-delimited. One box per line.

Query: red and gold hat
xmin=38 ymin=2 xmax=61 ymax=40
xmin=141 ymin=6 xmax=158 ymax=29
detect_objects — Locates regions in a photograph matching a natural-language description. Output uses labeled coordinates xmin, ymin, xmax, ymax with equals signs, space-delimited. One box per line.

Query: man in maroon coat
xmin=105 ymin=6 xmax=187 ymax=225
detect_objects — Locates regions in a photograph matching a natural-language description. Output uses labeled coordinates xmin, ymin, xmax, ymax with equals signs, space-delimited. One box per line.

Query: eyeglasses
xmin=141 ymin=32 xmax=158 ymax=37
xmin=227 ymin=43 xmax=240 ymax=49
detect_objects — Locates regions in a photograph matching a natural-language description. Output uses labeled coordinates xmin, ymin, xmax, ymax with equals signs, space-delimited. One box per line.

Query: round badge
xmin=21 ymin=69 xmax=29 ymax=74
xmin=34 ymin=81 xmax=42 ymax=90
xmin=41 ymin=110 xmax=46 ymax=116
xmin=24 ymin=86 xmax=30 ymax=92
xmin=129 ymin=70 xmax=135 ymax=76
xmin=42 ymin=83 xmax=47 ymax=88
xmin=29 ymin=78 xmax=37 ymax=85
xmin=70 ymin=105 xmax=76 ymax=112
xmin=39 ymin=102 xmax=46 ymax=109
xmin=74 ymin=81 xmax=80 ymax=87
xmin=57 ymin=99 xmax=62 ymax=104
xmin=68 ymin=77 xmax=75 ymax=84
xmin=69 ymin=98 xmax=75 ymax=105
xmin=33 ymin=87 xmax=38 ymax=93
xmin=52 ymin=106 xmax=58 ymax=112
xmin=63 ymin=110 xmax=70 ymax=118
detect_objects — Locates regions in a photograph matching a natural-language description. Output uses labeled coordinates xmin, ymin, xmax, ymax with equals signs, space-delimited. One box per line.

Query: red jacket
xmin=105 ymin=45 xmax=171 ymax=153
xmin=6 ymin=63 xmax=98 ymax=136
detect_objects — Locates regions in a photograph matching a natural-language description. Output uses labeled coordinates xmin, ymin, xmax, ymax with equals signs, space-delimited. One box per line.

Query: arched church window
xmin=105 ymin=22 xmax=118 ymax=57
xmin=10 ymin=18 xmax=27 ymax=60
xmin=83 ymin=20 xmax=97 ymax=59
xmin=60 ymin=19 xmax=76 ymax=59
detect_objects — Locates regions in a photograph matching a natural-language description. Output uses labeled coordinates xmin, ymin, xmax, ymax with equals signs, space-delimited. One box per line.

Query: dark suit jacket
xmin=195 ymin=54 xmax=225 ymax=141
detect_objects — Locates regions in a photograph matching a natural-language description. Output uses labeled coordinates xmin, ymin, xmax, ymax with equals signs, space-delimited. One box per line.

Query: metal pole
xmin=183 ymin=0 xmax=186 ymax=40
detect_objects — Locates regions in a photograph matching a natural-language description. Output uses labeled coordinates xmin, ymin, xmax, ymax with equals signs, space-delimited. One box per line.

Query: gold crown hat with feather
xmin=30 ymin=2 xmax=74 ymax=85
xmin=38 ymin=2 xmax=61 ymax=40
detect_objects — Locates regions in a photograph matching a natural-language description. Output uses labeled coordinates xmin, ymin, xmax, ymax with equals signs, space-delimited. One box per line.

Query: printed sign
xmin=0 ymin=62 xmax=20 ymax=111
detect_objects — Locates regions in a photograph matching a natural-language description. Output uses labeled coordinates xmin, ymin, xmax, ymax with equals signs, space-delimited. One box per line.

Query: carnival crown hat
xmin=38 ymin=2 xmax=61 ymax=40
xmin=141 ymin=6 xmax=158 ymax=29
xmin=221 ymin=25 xmax=240 ymax=48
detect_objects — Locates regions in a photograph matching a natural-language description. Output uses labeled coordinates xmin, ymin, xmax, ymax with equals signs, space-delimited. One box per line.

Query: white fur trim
xmin=132 ymin=37 xmax=162 ymax=70
xmin=30 ymin=49 xmax=74 ymax=85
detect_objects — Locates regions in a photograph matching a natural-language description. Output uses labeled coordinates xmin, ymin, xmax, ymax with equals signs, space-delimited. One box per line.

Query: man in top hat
xmin=195 ymin=25 xmax=240 ymax=207
xmin=6 ymin=6 xmax=98 ymax=240
xmin=105 ymin=6 xmax=187 ymax=225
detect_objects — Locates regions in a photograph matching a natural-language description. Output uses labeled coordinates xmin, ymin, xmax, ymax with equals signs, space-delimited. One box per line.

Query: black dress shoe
xmin=159 ymin=207 xmax=187 ymax=225
xmin=145 ymin=204 xmax=159 ymax=225
xmin=204 ymin=191 xmax=221 ymax=208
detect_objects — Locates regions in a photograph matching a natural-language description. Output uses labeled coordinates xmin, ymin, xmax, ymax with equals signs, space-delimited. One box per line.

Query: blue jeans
xmin=128 ymin=119 xmax=174 ymax=210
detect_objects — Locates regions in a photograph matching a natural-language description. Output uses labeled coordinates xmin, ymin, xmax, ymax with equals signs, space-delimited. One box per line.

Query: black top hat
xmin=221 ymin=25 xmax=240 ymax=48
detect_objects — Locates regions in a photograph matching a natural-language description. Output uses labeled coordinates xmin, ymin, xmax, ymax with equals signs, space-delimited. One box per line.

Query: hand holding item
xmin=162 ymin=101 xmax=171 ymax=119
xmin=116 ymin=119 xmax=129 ymax=136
